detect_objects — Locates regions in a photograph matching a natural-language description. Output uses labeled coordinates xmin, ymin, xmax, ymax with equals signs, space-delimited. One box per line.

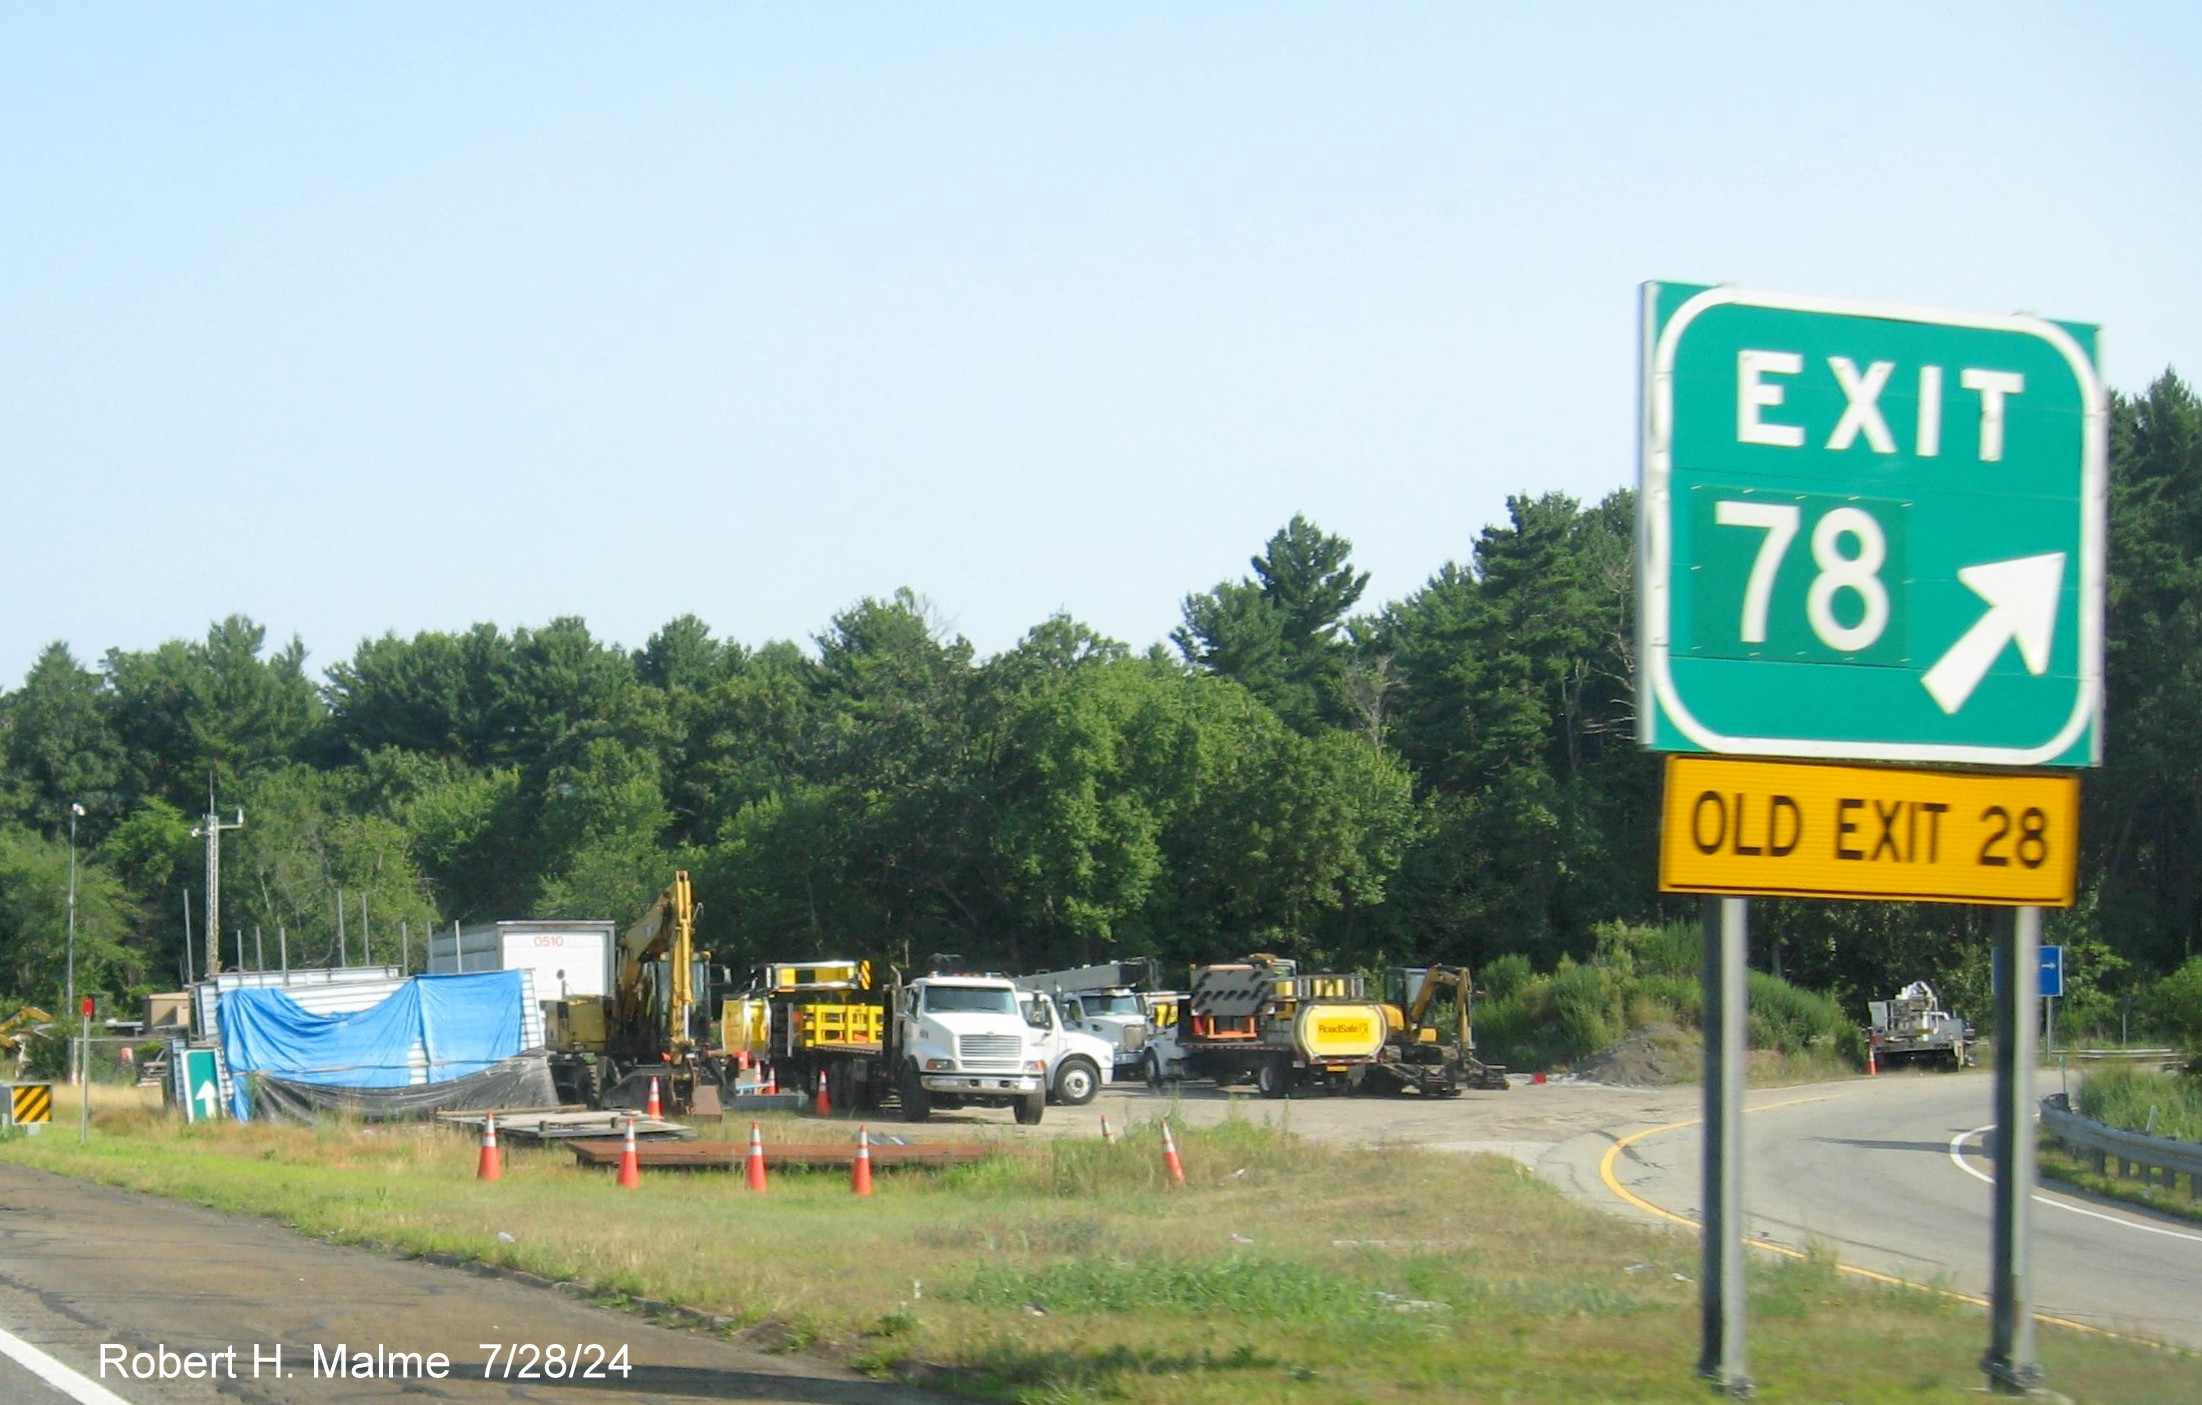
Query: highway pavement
xmin=0 ymin=1339 xmax=129 ymax=1405
xmin=0 ymin=1160 xmax=949 ymax=1405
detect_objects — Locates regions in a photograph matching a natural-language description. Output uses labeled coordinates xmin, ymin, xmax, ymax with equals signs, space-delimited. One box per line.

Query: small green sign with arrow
xmin=1638 ymin=283 xmax=2105 ymax=768
xmin=180 ymin=1047 xmax=223 ymax=1122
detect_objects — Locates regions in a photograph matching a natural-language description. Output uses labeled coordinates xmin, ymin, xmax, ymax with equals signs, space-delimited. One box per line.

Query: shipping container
xmin=428 ymin=921 xmax=614 ymax=1000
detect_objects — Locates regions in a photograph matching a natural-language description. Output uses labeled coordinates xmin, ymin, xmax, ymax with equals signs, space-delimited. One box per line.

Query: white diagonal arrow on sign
xmin=1921 ymin=552 xmax=2066 ymax=715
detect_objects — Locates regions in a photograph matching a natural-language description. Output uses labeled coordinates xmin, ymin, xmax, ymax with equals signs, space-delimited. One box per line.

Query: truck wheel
xmin=1257 ymin=1057 xmax=1291 ymax=1100
xmin=1014 ymin=1090 xmax=1046 ymax=1126
xmin=899 ymin=1062 xmax=931 ymax=1123
xmin=1054 ymin=1056 xmax=1100 ymax=1107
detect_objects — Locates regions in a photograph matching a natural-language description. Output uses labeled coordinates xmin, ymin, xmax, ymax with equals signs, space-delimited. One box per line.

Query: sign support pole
xmin=1983 ymin=905 xmax=2043 ymax=1393
xmin=1699 ymin=896 xmax=1752 ymax=1395
xmin=77 ymin=1006 xmax=91 ymax=1145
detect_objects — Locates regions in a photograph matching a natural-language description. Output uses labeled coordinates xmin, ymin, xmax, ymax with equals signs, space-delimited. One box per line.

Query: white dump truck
xmin=723 ymin=957 xmax=1110 ymax=1124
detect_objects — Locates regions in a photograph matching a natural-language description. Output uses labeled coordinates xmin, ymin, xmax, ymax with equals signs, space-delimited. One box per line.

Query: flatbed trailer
xmin=1145 ymin=958 xmax=1388 ymax=1098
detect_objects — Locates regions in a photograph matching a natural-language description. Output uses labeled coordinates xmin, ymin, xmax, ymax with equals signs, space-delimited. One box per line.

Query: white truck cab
xmin=1017 ymin=990 xmax=1118 ymax=1106
xmin=1014 ymin=960 xmax=1159 ymax=1081
xmin=895 ymin=975 xmax=1049 ymax=1124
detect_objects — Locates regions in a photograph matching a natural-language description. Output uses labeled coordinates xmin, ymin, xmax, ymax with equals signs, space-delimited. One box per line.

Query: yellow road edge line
xmin=1595 ymin=1101 xmax=2171 ymax=1351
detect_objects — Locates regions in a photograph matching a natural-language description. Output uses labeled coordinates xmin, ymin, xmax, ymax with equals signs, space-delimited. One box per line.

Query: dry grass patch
xmin=3 ymin=1091 xmax=2192 ymax=1403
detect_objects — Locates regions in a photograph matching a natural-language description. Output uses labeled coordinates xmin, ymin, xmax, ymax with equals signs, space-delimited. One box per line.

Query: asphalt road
xmin=0 ymin=1160 xmax=950 ymax=1405
xmin=0 ymin=1344 xmax=119 ymax=1405
xmin=1543 ymin=1068 xmax=2202 ymax=1349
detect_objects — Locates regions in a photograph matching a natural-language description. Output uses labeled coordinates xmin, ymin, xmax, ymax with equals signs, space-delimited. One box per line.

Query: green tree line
xmin=4 ymin=372 xmax=2197 ymax=1038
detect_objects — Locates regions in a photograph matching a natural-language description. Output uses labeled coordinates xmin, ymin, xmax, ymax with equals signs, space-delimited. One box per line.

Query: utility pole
xmin=65 ymin=802 xmax=84 ymax=1084
xmin=190 ymin=787 xmax=244 ymax=976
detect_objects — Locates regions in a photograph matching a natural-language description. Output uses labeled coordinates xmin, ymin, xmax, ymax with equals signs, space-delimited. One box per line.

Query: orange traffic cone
xmin=1159 ymin=1118 xmax=1186 ymax=1186
xmin=646 ymin=1075 xmax=663 ymax=1119
xmin=745 ymin=1121 xmax=769 ymax=1193
xmin=851 ymin=1124 xmax=873 ymax=1196
xmin=1100 ymin=1114 xmax=1118 ymax=1145
xmin=815 ymin=1069 xmax=832 ymax=1118
xmin=763 ymin=1065 xmax=777 ymax=1096
xmin=477 ymin=1112 xmax=502 ymax=1182
xmin=1867 ymin=1040 xmax=1879 ymax=1076
xmin=616 ymin=1114 xmax=641 ymax=1189
xmin=735 ymin=1049 xmax=750 ymax=1087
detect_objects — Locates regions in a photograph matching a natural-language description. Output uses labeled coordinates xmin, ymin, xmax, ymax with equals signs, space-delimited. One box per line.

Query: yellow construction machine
xmin=544 ymin=872 xmax=727 ymax=1112
xmin=0 ymin=1006 xmax=55 ymax=1077
xmin=1363 ymin=965 xmax=1508 ymax=1095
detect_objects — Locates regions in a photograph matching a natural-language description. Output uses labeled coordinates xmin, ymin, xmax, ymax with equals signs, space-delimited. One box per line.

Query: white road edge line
xmin=0 ymin=1325 xmax=136 ymax=1405
xmin=1949 ymin=1124 xmax=2202 ymax=1245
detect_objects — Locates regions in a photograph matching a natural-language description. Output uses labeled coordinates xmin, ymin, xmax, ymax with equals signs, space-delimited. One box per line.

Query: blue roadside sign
xmin=1990 ymin=943 xmax=2067 ymax=998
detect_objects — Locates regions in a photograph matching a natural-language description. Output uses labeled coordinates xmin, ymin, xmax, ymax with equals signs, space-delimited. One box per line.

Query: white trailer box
xmin=429 ymin=921 xmax=614 ymax=1000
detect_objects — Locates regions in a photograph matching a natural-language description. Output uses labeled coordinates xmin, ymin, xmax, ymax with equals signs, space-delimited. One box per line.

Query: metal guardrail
xmin=2039 ymin=1092 xmax=2202 ymax=1202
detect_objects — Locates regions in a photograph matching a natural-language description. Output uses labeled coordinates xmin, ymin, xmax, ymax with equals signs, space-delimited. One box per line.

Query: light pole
xmin=189 ymin=800 xmax=244 ymax=978
xmin=66 ymin=801 xmax=84 ymax=1085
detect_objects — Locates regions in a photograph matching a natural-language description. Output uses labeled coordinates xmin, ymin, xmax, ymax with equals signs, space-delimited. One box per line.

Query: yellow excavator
xmin=544 ymin=872 xmax=726 ymax=1113
xmin=1364 ymin=966 xmax=1509 ymax=1096
xmin=0 ymin=1006 xmax=55 ymax=1077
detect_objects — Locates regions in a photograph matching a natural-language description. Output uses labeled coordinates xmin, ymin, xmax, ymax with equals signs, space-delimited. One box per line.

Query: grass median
xmin=1 ymin=1086 xmax=2191 ymax=1403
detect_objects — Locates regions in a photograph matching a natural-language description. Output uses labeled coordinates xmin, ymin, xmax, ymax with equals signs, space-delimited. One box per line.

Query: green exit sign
xmin=1638 ymin=283 xmax=2105 ymax=768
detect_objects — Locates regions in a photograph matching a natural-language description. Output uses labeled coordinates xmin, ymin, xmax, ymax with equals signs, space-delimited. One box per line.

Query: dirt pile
xmin=1573 ymin=1021 xmax=1700 ymax=1086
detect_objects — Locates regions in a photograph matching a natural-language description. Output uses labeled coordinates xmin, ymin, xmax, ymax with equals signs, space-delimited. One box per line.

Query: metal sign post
xmin=1983 ymin=907 xmax=2043 ymax=1391
xmin=1699 ymin=897 xmax=1751 ymax=1394
xmin=77 ymin=995 xmax=92 ymax=1144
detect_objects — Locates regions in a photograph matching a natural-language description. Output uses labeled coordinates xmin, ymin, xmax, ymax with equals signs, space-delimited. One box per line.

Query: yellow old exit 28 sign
xmin=1659 ymin=756 xmax=2077 ymax=906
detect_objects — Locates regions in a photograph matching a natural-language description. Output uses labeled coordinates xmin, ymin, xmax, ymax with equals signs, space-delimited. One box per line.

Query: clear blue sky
xmin=4 ymin=4 xmax=2196 ymax=686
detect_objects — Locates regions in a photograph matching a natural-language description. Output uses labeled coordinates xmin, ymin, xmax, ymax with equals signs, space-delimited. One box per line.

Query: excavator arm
xmin=0 ymin=1006 xmax=55 ymax=1053
xmin=1404 ymin=966 xmax=1469 ymax=1033
xmin=610 ymin=871 xmax=699 ymax=1056
xmin=1376 ymin=966 xmax=1506 ymax=1093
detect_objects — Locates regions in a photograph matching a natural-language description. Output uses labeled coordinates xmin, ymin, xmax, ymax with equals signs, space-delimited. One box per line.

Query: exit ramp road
xmin=1544 ymin=1070 xmax=2202 ymax=1349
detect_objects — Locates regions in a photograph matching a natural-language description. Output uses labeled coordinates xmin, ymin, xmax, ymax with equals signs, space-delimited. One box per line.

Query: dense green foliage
xmin=1473 ymin=921 xmax=1858 ymax=1074
xmin=2074 ymin=1063 xmax=2202 ymax=1143
xmin=2147 ymin=957 xmax=2202 ymax=1049
xmin=3 ymin=373 xmax=2199 ymax=1046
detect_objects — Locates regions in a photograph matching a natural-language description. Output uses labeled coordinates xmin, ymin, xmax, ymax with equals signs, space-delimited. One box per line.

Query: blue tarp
xmin=220 ymin=972 xmax=529 ymax=1120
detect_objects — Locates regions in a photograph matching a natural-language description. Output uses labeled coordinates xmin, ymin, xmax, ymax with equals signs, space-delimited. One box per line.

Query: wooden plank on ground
xmin=439 ymin=1109 xmax=697 ymax=1141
